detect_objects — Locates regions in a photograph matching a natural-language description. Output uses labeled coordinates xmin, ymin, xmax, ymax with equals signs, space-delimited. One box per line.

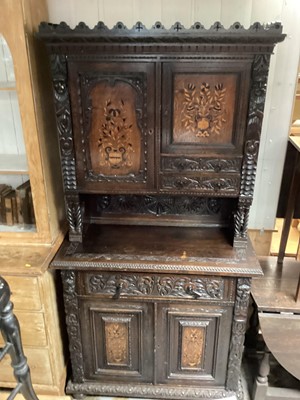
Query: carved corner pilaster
xmin=226 ymin=277 xmax=251 ymax=394
xmin=61 ymin=271 xmax=85 ymax=383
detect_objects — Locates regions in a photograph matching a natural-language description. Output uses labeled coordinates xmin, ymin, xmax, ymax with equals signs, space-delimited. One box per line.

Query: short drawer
xmin=0 ymin=347 xmax=53 ymax=386
xmin=80 ymin=272 xmax=235 ymax=303
xmin=159 ymin=173 xmax=240 ymax=196
xmin=161 ymin=156 xmax=242 ymax=174
xmin=2 ymin=275 xmax=42 ymax=311
xmin=0 ymin=311 xmax=47 ymax=347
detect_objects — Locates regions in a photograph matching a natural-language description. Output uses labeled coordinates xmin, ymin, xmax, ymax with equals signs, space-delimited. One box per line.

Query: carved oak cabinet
xmin=38 ymin=21 xmax=284 ymax=399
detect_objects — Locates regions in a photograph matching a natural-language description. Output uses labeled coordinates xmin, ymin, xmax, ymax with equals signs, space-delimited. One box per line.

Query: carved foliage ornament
xmin=50 ymin=54 xmax=77 ymax=191
xmin=66 ymin=381 xmax=234 ymax=399
xmin=66 ymin=194 xmax=83 ymax=236
xmin=88 ymin=273 xmax=224 ymax=300
xmin=182 ymin=82 xmax=226 ymax=138
xmin=226 ymin=278 xmax=251 ymax=396
xmin=96 ymin=195 xmax=224 ymax=216
xmin=162 ymin=176 xmax=239 ymax=194
xmin=162 ymin=157 xmax=241 ymax=173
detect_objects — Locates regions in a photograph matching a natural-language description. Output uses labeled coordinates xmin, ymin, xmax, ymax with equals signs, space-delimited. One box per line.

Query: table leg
xmin=278 ymin=145 xmax=300 ymax=264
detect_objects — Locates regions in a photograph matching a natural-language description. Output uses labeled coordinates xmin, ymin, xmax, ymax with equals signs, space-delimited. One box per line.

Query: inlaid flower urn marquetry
xmin=38 ymin=20 xmax=285 ymax=400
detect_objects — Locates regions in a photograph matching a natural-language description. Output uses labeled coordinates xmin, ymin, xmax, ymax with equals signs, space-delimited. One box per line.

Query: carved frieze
xmin=66 ymin=380 xmax=235 ymax=399
xmin=96 ymin=195 xmax=227 ymax=217
xmin=87 ymin=273 xmax=225 ymax=300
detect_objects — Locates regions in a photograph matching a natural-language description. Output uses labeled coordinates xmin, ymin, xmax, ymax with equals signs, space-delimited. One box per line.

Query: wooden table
xmin=250 ymin=257 xmax=300 ymax=400
xmin=278 ymin=136 xmax=300 ymax=302
xmin=278 ymin=137 xmax=300 ymax=263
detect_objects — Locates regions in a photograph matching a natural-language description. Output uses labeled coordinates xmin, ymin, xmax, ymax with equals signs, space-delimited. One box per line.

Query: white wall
xmin=46 ymin=0 xmax=300 ymax=230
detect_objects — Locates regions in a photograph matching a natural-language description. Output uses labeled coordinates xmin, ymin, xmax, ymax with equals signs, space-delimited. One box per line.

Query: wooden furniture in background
xmin=0 ymin=276 xmax=38 ymax=400
xmin=250 ymin=257 xmax=300 ymax=400
xmin=0 ymin=0 xmax=66 ymax=395
xmin=278 ymin=137 xmax=300 ymax=278
xmin=39 ymin=20 xmax=284 ymax=399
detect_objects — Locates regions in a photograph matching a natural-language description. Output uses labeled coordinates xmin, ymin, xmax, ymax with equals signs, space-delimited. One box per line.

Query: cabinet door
xmin=80 ymin=299 xmax=154 ymax=382
xmin=160 ymin=61 xmax=251 ymax=196
xmin=156 ymin=302 xmax=232 ymax=386
xmin=68 ymin=61 xmax=155 ymax=193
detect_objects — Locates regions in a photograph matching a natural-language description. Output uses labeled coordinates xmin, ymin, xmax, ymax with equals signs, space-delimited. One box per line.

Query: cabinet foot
xmin=72 ymin=394 xmax=85 ymax=400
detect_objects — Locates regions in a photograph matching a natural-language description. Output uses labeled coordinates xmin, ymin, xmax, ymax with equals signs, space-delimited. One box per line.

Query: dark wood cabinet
xmin=39 ymin=20 xmax=285 ymax=400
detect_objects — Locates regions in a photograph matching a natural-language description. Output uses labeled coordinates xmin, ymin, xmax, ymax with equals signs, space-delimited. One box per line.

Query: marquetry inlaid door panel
xmin=68 ymin=61 xmax=155 ymax=192
xmin=80 ymin=299 xmax=154 ymax=382
xmin=156 ymin=303 xmax=233 ymax=385
xmin=159 ymin=61 xmax=251 ymax=196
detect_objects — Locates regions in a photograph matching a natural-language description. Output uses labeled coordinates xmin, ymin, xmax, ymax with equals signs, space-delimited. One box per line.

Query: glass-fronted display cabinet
xmin=0 ymin=0 xmax=66 ymax=395
xmin=0 ymin=0 xmax=64 ymax=244
xmin=0 ymin=34 xmax=35 ymax=232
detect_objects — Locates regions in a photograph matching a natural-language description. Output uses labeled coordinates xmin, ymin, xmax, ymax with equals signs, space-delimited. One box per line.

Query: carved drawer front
xmin=67 ymin=60 xmax=155 ymax=192
xmin=159 ymin=172 xmax=240 ymax=196
xmin=80 ymin=299 xmax=154 ymax=382
xmin=82 ymin=272 xmax=235 ymax=303
xmin=156 ymin=303 xmax=232 ymax=386
xmin=161 ymin=61 xmax=251 ymax=157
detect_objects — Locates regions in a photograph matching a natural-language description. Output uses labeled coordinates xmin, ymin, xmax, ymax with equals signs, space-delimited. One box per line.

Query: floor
xmin=270 ymin=218 xmax=300 ymax=258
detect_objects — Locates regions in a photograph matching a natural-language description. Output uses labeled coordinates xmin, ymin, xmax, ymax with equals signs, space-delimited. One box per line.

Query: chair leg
xmin=0 ymin=277 xmax=39 ymax=400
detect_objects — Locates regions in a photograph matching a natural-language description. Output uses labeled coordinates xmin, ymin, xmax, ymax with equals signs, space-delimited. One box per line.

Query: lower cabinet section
xmin=78 ymin=296 xmax=233 ymax=387
xmin=60 ymin=270 xmax=253 ymax=399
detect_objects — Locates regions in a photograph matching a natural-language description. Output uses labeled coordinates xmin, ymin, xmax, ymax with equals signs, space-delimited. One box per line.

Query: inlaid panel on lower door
xmin=80 ymin=299 xmax=154 ymax=382
xmin=156 ymin=303 xmax=232 ymax=386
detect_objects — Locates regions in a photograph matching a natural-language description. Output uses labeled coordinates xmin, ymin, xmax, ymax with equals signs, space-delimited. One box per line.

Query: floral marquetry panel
xmin=181 ymin=325 xmax=206 ymax=370
xmin=88 ymin=81 xmax=141 ymax=176
xmin=162 ymin=61 xmax=252 ymax=156
xmin=67 ymin=61 xmax=155 ymax=191
xmin=173 ymin=74 xmax=237 ymax=145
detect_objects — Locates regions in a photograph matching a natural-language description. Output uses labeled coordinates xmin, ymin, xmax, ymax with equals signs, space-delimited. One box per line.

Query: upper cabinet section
xmin=38 ymin=21 xmax=285 ymax=243
xmin=0 ymin=0 xmax=64 ymax=244
xmin=38 ymin=21 xmax=285 ymax=199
